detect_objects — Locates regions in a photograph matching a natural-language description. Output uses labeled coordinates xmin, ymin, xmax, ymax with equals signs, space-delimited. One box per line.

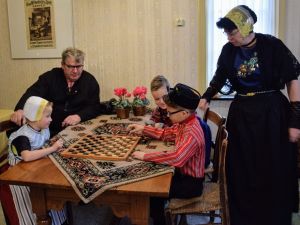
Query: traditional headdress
xmin=168 ymin=83 xmax=201 ymax=110
xmin=23 ymin=96 xmax=49 ymax=121
xmin=225 ymin=5 xmax=255 ymax=37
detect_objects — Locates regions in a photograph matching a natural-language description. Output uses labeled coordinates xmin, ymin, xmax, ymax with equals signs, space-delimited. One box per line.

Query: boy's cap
xmin=23 ymin=96 xmax=49 ymax=121
xmin=169 ymin=83 xmax=201 ymax=110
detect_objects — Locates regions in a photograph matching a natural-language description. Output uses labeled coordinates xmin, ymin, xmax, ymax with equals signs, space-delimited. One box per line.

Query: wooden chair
xmin=0 ymin=119 xmax=17 ymax=163
xmin=0 ymin=119 xmax=18 ymax=133
xmin=203 ymin=108 xmax=226 ymax=182
xmin=165 ymin=125 xmax=230 ymax=225
xmin=297 ymin=140 xmax=300 ymax=177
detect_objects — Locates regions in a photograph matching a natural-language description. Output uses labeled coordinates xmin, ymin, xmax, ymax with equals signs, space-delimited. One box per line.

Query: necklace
xmin=241 ymin=36 xmax=257 ymax=48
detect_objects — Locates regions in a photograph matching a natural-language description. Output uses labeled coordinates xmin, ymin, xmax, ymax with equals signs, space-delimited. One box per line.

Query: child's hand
xmin=154 ymin=123 xmax=164 ymax=128
xmin=127 ymin=124 xmax=144 ymax=135
xmin=132 ymin=151 xmax=145 ymax=160
xmin=52 ymin=139 xmax=64 ymax=151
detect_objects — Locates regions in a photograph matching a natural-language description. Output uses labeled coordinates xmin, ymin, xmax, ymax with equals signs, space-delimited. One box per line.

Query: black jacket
xmin=203 ymin=33 xmax=300 ymax=100
xmin=15 ymin=68 xmax=101 ymax=135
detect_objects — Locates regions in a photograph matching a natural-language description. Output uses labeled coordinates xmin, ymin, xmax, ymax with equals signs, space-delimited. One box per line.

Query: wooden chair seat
xmin=167 ymin=182 xmax=220 ymax=214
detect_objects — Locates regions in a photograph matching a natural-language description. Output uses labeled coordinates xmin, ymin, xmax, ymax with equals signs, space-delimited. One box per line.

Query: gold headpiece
xmin=225 ymin=6 xmax=254 ymax=37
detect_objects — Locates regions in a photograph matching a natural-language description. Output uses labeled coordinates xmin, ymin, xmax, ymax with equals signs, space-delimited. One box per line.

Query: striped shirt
xmin=143 ymin=114 xmax=205 ymax=178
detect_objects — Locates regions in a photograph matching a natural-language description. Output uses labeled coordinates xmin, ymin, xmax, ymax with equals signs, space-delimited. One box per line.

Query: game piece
xmin=129 ymin=117 xmax=143 ymax=122
xmin=93 ymin=123 xmax=131 ymax=135
xmin=61 ymin=134 xmax=140 ymax=161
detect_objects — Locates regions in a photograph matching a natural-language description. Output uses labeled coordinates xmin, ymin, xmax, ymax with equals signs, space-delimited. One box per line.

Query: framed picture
xmin=7 ymin=0 xmax=74 ymax=58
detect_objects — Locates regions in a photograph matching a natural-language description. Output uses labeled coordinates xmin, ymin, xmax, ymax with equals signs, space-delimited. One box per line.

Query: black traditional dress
xmin=202 ymin=33 xmax=300 ymax=225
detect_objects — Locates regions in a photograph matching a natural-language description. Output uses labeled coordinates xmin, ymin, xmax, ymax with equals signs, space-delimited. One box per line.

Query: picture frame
xmin=7 ymin=0 xmax=74 ymax=59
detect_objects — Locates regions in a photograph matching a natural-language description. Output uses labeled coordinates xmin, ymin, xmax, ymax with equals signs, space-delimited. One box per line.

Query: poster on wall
xmin=25 ymin=0 xmax=56 ymax=49
xmin=7 ymin=0 xmax=73 ymax=58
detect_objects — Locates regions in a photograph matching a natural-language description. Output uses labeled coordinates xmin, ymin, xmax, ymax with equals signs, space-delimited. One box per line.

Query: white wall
xmin=285 ymin=0 xmax=300 ymax=61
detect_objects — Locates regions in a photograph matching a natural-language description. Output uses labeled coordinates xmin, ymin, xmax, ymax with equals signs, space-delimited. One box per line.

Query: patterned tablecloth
xmin=48 ymin=114 xmax=174 ymax=203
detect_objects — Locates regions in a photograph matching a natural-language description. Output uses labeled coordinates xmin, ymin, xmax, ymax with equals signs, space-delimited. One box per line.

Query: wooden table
xmin=0 ymin=157 xmax=172 ymax=225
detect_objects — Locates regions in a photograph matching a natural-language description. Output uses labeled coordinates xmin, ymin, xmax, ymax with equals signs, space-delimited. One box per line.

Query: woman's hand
xmin=289 ymin=128 xmax=300 ymax=143
xmin=198 ymin=98 xmax=209 ymax=111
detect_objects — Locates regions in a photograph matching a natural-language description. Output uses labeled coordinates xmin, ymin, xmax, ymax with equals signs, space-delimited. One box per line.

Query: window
xmin=205 ymin=0 xmax=277 ymax=87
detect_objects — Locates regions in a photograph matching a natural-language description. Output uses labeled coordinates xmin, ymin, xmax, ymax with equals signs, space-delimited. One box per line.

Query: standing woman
xmin=199 ymin=5 xmax=300 ymax=225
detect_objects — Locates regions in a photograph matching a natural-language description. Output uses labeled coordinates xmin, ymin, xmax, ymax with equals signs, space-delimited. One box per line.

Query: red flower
xmin=112 ymin=87 xmax=132 ymax=109
xmin=132 ymin=86 xmax=147 ymax=97
xmin=114 ymin=88 xmax=128 ymax=97
xmin=132 ymin=86 xmax=149 ymax=106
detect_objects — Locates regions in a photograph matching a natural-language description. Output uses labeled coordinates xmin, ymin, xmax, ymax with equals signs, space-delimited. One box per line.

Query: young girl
xmin=8 ymin=96 xmax=65 ymax=225
xmin=149 ymin=75 xmax=173 ymax=127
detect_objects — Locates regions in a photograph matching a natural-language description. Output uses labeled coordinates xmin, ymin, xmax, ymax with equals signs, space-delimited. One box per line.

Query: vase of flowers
xmin=132 ymin=86 xmax=150 ymax=116
xmin=112 ymin=87 xmax=132 ymax=119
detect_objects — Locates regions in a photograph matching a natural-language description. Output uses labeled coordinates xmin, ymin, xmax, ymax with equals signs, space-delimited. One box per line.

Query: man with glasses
xmin=11 ymin=47 xmax=101 ymax=137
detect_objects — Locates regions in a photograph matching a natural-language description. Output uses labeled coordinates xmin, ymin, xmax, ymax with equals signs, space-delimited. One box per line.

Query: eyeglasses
xmin=167 ymin=110 xmax=184 ymax=117
xmin=223 ymin=29 xmax=239 ymax=37
xmin=64 ymin=64 xmax=84 ymax=69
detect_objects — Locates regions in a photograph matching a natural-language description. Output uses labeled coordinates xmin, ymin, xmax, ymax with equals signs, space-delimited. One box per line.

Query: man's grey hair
xmin=61 ymin=47 xmax=85 ymax=64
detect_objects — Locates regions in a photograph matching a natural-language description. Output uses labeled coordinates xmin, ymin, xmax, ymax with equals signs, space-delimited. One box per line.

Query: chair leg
xmin=209 ymin=211 xmax=215 ymax=223
xmin=165 ymin=211 xmax=177 ymax=225
xmin=178 ymin=214 xmax=188 ymax=225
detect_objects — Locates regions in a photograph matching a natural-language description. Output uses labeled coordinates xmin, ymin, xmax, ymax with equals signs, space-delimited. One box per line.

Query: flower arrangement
xmin=112 ymin=87 xmax=132 ymax=109
xmin=132 ymin=86 xmax=150 ymax=107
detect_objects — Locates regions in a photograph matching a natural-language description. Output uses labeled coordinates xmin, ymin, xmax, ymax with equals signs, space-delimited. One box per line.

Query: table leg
xmin=106 ymin=194 xmax=150 ymax=225
xmin=30 ymin=187 xmax=151 ymax=225
xmin=30 ymin=187 xmax=51 ymax=225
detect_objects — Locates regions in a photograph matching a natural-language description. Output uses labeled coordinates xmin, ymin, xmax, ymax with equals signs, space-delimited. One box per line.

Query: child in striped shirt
xmin=128 ymin=83 xmax=205 ymax=225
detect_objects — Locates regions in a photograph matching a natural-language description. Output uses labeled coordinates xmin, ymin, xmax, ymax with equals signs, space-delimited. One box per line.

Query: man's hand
xmin=62 ymin=114 xmax=81 ymax=127
xmin=10 ymin=109 xmax=26 ymax=126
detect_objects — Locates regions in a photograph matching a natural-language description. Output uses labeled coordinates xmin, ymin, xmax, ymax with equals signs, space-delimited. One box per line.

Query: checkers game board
xmin=61 ymin=134 xmax=140 ymax=161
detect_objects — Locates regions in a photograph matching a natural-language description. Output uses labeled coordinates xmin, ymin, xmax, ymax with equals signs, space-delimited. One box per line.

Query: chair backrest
xmin=218 ymin=126 xmax=230 ymax=225
xmin=203 ymin=107 xmax=226 ymax=182
xmin=0 ymin=119 xmax=18 ymax=133
xmin=297 ymin=140 xmax=300 ymax=178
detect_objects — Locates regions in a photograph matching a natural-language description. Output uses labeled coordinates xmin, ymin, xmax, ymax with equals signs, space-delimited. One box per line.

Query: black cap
xmin=168 ymin=83 xmax=201 ymax=110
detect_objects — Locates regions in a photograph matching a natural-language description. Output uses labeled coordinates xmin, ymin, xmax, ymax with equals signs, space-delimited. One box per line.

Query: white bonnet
xmin=23 ymin=96 xmax=49 ymax=121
